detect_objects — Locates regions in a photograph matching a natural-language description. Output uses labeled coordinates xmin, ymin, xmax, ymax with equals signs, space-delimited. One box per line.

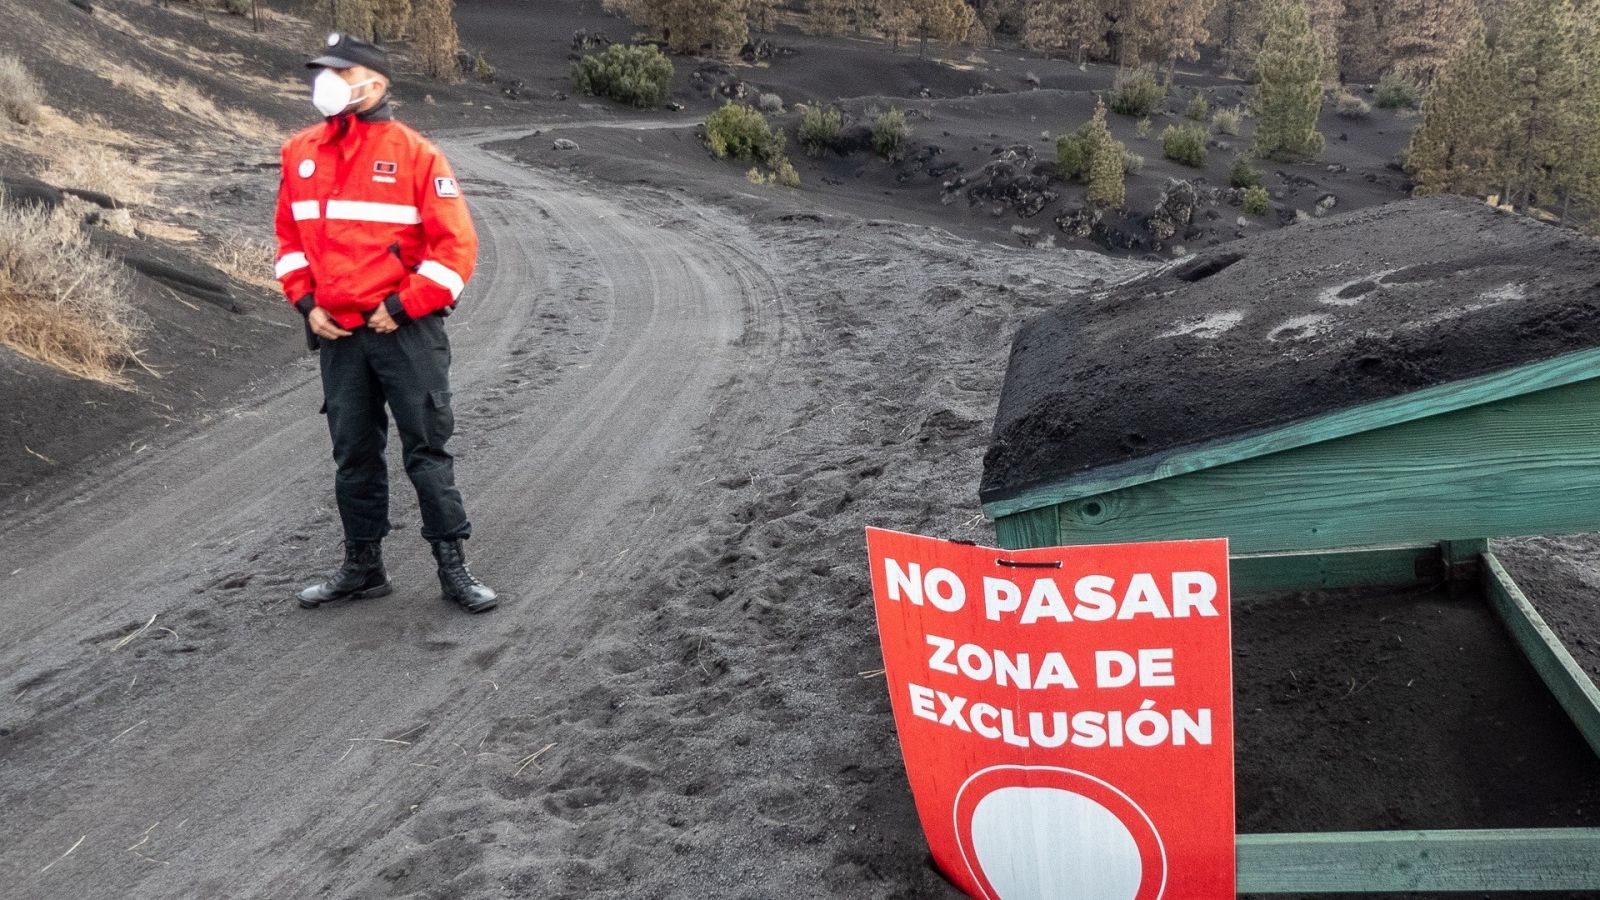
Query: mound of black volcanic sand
xmin=981 ymin=195 xmax=1600 ymax=504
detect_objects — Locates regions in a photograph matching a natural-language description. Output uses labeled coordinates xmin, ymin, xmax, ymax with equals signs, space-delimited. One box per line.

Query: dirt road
xmin=0 ymin=128 xmax=790 ymax=898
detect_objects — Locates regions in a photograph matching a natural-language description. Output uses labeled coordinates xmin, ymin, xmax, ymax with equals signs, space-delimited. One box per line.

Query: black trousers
xmin=318 ymin=314 xmax=471 ymax=544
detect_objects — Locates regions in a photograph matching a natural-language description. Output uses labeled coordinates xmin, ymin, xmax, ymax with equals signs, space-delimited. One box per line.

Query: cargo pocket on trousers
xmin=426 ymin=389 xmax=454 ymax=446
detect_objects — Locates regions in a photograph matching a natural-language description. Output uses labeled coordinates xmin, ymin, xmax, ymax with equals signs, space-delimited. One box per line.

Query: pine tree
xmin=309 ymin=0 xmax=377 ymax=39
xmin=372 ymin=0 xmax=411 ymax=41
xmin=1022 ymin=0 xmax=1107 ymax=62
xmin=1406 ymin=33 xmax=1502 ymax=194
xmin=1384 ymin=0 xmax=1478 ymax=81
xmin=1304 ymin=0 xmax=1342 ymax=81
xmin=1210 ymin=0 xmax=1269 ymax=76
xmin=1492 ymin=0 xmax=1584 ymax=209
xmin=627 ymin=0 xmax=749 ymax=54
xmin=411 ymin=0 xmax=460 ymax=79
xmin=1337 ymin=0 xmax=1385 ymax=80
xmin=805 ymin=0 xmax=852 ymax=35
xmin=748 ymin=0 xmax=778 ymax=32
xmin=1152 ymin=0 xmax=1220 ymax=84
xmin=1085 ymin=96 xmax=1127 ymax=207
xmin=1253 ymin=0 xmax=1326 ymax=159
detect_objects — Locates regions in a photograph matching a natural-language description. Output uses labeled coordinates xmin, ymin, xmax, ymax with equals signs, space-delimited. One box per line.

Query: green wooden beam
xmin=983 ymin=346 xmax=1600 ymax=520
xmin=993 ymin=506 xmax=1057 ymax=551
xmin=1231 ymin=545 xmax=1442 ymax=594
xmin=1236 ymin=828 xmax=1600 ymax=892
xmin=995 ymin=377 xmax=1600 ymax=554
xmin=1482 ymin=552 xmax=1600 ymax=759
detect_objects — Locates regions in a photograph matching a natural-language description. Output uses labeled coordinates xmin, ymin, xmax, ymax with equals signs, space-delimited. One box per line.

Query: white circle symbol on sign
xmin=970 ymin=786 xmax=1143 ymax=900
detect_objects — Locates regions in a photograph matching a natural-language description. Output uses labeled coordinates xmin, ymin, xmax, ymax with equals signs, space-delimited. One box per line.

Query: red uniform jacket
xmin=274 ymin=104 xmax=477 ymax=329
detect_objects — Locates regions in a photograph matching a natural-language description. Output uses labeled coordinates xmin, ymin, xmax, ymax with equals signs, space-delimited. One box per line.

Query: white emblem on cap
xmin=299 ymin=159 xmax=315 ymax=178
xmin=327 ymin=32 xmax=340 ymax=46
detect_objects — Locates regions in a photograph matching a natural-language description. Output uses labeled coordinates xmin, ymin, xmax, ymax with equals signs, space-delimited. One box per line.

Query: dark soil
xmin=981 ymin=195 xmax=1600 ymax=503
xmin=4 ymin=2 xmax=1600 ymax=898
xmin=1234 ymin=581 xmax=1600 ymax=900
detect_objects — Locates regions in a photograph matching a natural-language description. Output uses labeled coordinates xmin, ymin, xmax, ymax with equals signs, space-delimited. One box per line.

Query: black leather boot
xmin=297 ymin=541 xmax=392 ymax=608
xmin=431 ymin=540 xmax=498 ymax=613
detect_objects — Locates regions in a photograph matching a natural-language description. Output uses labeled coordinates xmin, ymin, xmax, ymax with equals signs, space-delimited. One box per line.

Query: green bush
xmin=1186 ymin=93 xmax=1210 ymax=121
xmin=871 ymin=107 xmax=909 ymax=159
xmin=1375 ymin=71 xmax=1421 ymax=109
xmin=1110 ymin=68 xmax=1165 ymax=117
xmin=571 ymin=43 xmax=675 ymax=109
xmin=1056 ymin=124 xmax=1095 ymax=179
xmin=1123 ymin=150 xmax=1145 ymax=174
xmin=773 ymin=159 xmax=801 ymax=188
xmin=798 ymin=104 xmax=843 ymax=157
xmin=1211 ymin=105 xmax=1243 ymax=135
xmin=705 ymin=101 xmax=785 ymax=165
xmin=1229 ymin=154 xmax=1262 ymax=188
xmin=1135 ymin=117 xmax=1152 ymax=139
xmin=1243 ymin=184 xmax=1270 ymax=215
xmin=1161 ymin=123 xmax=1208 ymax=167
xmin=472 ymin=51 xmax=496 ymax=82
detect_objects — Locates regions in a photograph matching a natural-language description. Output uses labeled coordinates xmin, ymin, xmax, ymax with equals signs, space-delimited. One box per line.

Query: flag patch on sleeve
xmin=434 ymin=177 xmax=460 ymax=198
xmin=374 ymin=160 xmax=398 ymax=175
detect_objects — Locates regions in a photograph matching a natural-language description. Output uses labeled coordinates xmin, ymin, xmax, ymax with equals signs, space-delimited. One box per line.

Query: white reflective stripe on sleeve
xmin=291 ymin=200 xmax=321 ymax=220
xmin=325 ymin=200 xmax=422 ymax=225
xmin=416 ymin=260 xmax=466 ymax=299
xmin=274 ymin=252 xmax=309 ymax=279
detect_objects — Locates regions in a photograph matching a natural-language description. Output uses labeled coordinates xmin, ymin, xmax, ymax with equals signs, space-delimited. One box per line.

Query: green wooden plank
xmin=1482 ymin=552 xmax=1600 ymax=759
xmin=982 ymin=346 xmax=1600 ymax=520
xmin=1017 ymin=378 xmax=1600 ymax=554
xmin=993 ymin=506 xmax=1057 ymax=551
xmin=1232 ymin=545 xmax=1442 ymax=594
xmin=1236 ymin=828 xmax=1600 ymax=892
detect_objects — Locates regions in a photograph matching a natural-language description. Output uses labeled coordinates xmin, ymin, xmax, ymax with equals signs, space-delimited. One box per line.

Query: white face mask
xmin=311 ymin=68 xmax=377 ymax=117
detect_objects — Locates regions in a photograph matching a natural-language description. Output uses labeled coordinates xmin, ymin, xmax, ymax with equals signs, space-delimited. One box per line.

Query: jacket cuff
xmin=384 ymin=293 xmax=413 ymax=325
xmin=293 ymin=294 xmax=316 ymax=317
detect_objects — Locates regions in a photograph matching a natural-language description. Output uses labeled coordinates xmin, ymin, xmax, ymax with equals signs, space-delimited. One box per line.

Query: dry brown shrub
xmin=0 ymin=54 xmax=43 ymax=125
xmin=43 ymin=141 xmax=154 ymax=206
xmin=206 ymin=232 xmax=277 ymax=292
xmin=0 ymin=194 xmax=141 ymax=384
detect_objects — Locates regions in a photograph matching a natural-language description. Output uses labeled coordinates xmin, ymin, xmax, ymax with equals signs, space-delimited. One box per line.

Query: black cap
xmin=307 ymin=32 xmax=392 ymax=81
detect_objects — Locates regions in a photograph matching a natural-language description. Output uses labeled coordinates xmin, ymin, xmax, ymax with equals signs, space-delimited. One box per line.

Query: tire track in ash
xmin=0 ymin=129 xmax=788 ymax=898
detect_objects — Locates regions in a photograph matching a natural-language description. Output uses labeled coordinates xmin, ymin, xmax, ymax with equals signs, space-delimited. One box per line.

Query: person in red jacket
xmin=276 ymin=33 xmax=497 ymax=613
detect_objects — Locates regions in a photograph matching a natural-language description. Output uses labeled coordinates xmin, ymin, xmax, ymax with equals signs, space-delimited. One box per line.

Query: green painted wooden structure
xmin=982 ymin=346 xmax=1600 ymax=893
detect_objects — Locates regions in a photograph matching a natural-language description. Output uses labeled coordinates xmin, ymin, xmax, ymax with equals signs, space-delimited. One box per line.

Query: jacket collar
xmin=319 ymin=96 xmax=396 ymax=143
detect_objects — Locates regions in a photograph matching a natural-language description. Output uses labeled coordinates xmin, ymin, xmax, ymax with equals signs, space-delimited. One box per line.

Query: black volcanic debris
xmin=981 ymin=196 xmax=1600 ymax=504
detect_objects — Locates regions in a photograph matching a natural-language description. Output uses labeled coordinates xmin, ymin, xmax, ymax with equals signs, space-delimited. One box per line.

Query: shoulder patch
xmin=434 ymin=176 xmax=460 ymax=198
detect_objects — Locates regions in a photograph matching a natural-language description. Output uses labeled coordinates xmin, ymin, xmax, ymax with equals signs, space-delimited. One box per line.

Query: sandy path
xmin=0 ymin=128 xmax=787 ymax=898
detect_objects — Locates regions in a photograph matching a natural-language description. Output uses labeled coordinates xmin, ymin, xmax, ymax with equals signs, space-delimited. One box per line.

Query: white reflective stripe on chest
xmin=416 ymin=260 xmax=465 ymax=299
xmin=325 ymin=200 xmax=422 ymax=225
xmin=291 ymin=200 xmax=321 ymax=220
xmin=274 ymin=252 xmax=309 ymax=278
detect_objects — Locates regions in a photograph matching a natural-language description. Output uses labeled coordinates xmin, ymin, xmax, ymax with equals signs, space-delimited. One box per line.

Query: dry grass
xmin=0 ymin=54 xmax=43 ymax=126
xmin=102 ymin=62 xmax=281 ymax=143
xmin=43 ymin=141 xmax=155 ymax=206
xmin=0 ymin=193 xmax=141 ymax=384
xmin=205 ymin=232 xmax=277 ymax=292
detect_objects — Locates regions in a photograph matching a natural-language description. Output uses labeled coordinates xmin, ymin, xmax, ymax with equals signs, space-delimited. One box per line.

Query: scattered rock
xmin=739 ymin=38 xmax=775 ymax=62
xmin=553 ymin=138 xmax=579 ymax=151
xmin=1314 ymin=193 xmax=1338 ymax=216
xmin=571 ymin=29 xmax=611 ymax=57
xmin=1148 ymin=178 xmax=1199 ymax=242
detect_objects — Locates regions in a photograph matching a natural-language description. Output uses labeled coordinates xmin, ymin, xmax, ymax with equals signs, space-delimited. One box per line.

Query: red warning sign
xmin=865 ymin=527 xmax=1234 ymax=899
